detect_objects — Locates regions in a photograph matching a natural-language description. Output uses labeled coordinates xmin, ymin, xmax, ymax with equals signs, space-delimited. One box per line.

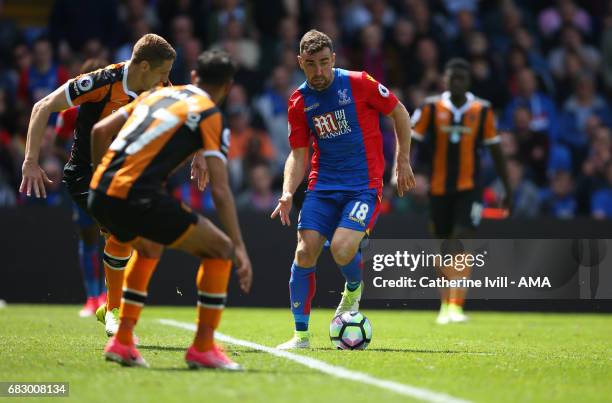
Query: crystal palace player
xmin=89 ymin=50 xmax=252 ymax=369
xmin=271 ymin=30 xmax=416 ymax=349
xmin=411 ymin=58 xmax=512 ymax=324
xmin=20 ymin=34 xmax=177 ymax=335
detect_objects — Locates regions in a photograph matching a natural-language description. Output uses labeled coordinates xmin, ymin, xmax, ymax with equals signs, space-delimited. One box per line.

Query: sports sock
xmin=339 ymin=252 xmax=362 ymax=291
xmin=103 ymin=236 xmax=133 ymax=311
xmin=449 ymin=296 xmax=465 ymax=307
xmin=289 ymin=263 xmax=316 ymax=332
xmin=116 ymin=252 xmax=158 ymax=345
xmin=193 ymin=259 xmax=232 ymax=352
xmin=79 ymin=240 xmax=101 ymax=298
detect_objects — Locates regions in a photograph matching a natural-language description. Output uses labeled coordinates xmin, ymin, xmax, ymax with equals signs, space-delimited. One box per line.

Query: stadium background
xmin=0 ymin=0 xmax=611 ymax=310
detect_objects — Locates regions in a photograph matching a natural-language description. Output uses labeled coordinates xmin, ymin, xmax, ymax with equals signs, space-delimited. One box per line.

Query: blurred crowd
xmin=0 ymin=0 xmax=612 ymax=220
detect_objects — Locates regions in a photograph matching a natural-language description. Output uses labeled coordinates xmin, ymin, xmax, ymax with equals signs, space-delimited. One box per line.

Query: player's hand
xmin=190 ymin=152 xmax=209 ymax=191
xmin=233 ymin=244 xmax=253 ymax=293
xmin=20 ymin=160 xmax=53 ymax=198
xmin=271 ymin=191 xmax=293 ymax=226
xmin=395 ymin=158 xmax=416 ymax=197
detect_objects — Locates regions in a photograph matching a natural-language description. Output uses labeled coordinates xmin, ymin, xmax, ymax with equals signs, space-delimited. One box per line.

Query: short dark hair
xmin=196 ymin=49 xmax=236 ymax=86
xmin=445 ymin=58 xmax=470 ymax=73
xmin=299 ymin=29 xmax=333 ymax=55
xmin=131 ymin=33 xmax=176 ymax=68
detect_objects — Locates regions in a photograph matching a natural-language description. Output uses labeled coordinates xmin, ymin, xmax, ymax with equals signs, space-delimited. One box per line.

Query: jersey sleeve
xmin=199 ymin=108 xmax=229 ymax=163
xmin=360 ymin=71 xmax=399 ymax=115
xmin=482 ymin=108 xmax=500 ymax=145
xmin=411 ymin=103 xmax=432 ymax=142
xmin=287 ymin=91 xmax=310 ymax=149
xmin=64 ymin=68 xmax=112 ymax=107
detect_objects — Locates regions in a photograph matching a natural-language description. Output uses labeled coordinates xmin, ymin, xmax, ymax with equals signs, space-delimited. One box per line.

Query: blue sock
xmin=289 ymin=263 xmax=316 ymax=331
xmin=79 ymin=241 xmax=101 ymax=298
xmin=339 ymin=252 xmax=362 ymax=291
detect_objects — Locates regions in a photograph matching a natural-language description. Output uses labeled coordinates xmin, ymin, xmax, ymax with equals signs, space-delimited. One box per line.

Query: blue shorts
xmin=298 ymin=189 xmax=382 ymax=240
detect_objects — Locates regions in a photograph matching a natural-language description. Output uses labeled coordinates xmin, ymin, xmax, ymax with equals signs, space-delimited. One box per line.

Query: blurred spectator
xmin=560 ymin=73 xmax=612 ymax=165
xmin=513 ymin=106 xmax=549 ymax=186
xmin=538 ymin=0 xmax=592 ymax=39
xmin=216 ymin=18 xmax=260 ymax=71
xmin=591 ymin=162 xmax=612 ymax=219
xmin=254 ymin=66 xmax=291 ymax=165
xmin=540 ymin=169 xmax=577 ymax=218
xmin=115 ymin=18 xmax=151 ymax=63
xmin=169 ymin=14 xmax=195 ymax=84
xmin=602 ymin=13 xmax=612 ymax=94
xmin=386 ymin=18 xmax=416 ymax=88
xmin=354 ymin=24 xmax=386 ymax=82
xmin=409 ymin=38 xmax=441 ymax=92
xmin=17 ymin=36 xmax=69 ymax=107
xmin=236 ymin=162 xmax=280 ymax=212
xmin=548 ymin=25 xmax=600 ymax=79
xmin=490 ymin=157 xmax=540 ymax=217
xmin=501 ymin=68 xmax=559 ymax=140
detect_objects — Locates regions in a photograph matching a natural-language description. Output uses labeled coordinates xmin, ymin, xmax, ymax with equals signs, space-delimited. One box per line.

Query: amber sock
xmin=193 ymin=259 xmax=232 ymax=352
xmin=103 ymin=236 xmax=133 ymax=311
xmin=115 ymin=252 xmax=158 ymax=345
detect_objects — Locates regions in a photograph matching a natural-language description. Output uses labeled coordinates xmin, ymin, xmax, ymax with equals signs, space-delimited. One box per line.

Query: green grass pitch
xmin=0 ymin=305 xmax=610 ymax=403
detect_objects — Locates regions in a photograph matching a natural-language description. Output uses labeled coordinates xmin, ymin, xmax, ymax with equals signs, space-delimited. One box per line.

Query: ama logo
xmin=312 ymin=109 xmax=351 ymax=139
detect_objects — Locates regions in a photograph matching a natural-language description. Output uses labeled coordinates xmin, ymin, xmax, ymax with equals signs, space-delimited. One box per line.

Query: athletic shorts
xmin=429 ymin=189 xmax=483 ymax=238
xmin=88 ymin=190 xmax=198 ymax=245
xmin=62 ymin=158 xmax=92 ymax=212
xmin=297 ymin=188 xmax=382 ymax=240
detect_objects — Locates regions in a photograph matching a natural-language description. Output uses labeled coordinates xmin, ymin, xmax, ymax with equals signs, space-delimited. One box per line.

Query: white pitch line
xmin=159 ymin=319 xmax=471 ymax=403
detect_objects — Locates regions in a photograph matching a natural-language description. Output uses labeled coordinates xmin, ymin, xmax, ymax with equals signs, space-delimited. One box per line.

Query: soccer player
xmin=411 ymin=58 xmax=512 ymax=324
xmin=19 ymin=34 xmax=177 ymax=334
xmin=271 ymin=30 xmax=416 ymax=349
xmin=88 ymin=49 xmax=253 ymax=369
xmin=55 ymin=58 xmax=109 ymax=317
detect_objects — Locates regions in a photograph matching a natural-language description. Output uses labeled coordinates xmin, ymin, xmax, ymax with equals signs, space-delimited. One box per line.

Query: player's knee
xmin=330 ymin=240 xmax=355 ymax=266
xmin=136 ymin=242 xmax=163 ymax=259
xmin=207 ymin=233 xmax=234 ymax=260
xmin=295 ymin=245 xmax=317 ymax=267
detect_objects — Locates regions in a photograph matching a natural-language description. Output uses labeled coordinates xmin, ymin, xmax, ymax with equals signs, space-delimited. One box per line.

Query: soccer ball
xmin=329 ymin=311 xmax=372 ymax=350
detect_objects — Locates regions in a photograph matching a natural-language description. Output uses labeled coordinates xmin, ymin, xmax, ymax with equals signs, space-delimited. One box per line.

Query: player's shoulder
xmin=81 ymin=62 xmax=125 ymax=84
xmin=288 ymin=87 xmax=306 ymax=108
xmin=471 ymin=94 xmax=492 ymax=109
xmin=422 ymin=94 xmax=442 ymax=107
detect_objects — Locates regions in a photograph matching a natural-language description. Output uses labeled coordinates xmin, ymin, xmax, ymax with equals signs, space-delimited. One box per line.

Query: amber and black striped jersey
xmin=90 ymin=85 xmax=229 ymax=200
xmin=64 ymin=62 xmax=138 ymax=168
xmin=411 ymin=91 xmax=499 ymax=196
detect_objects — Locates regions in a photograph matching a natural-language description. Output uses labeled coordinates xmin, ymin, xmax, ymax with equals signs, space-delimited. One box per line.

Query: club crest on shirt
xmin=337 ymin=88 xmax=351 ymax=106
xmin=312 ymin=109 xmax=352 ymax=139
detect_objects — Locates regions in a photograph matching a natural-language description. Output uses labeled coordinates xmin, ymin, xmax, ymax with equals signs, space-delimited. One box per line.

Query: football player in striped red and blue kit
xmin=271 ymin=30 xmax=416 ymax=349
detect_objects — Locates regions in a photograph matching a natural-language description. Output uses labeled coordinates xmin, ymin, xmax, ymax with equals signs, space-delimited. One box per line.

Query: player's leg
xmin=170 ymin=215 xmax=242 ymax=369
xmin=76 ymin=208 xmax=102 ymax=317
xmin=277 ymin=191 xmax=334 ymax=349
xmin=430 ymin=194 xmax=455 ymax=324
xmin=445 ymin=190 xmax=482 ymax=323
xmin=105 ymin=238 xmax=161 ymax=367
xmin=331 ymin=189 xmax=381 ymax=315
xmin=98 ymin=235 xmax=133 ymax=336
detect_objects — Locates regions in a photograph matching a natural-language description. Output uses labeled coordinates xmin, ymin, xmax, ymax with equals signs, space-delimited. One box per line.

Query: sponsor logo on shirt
xmin=312 ymin=109 xmax=352 ymax=139
xmin=304 ymin=102 xmax=319 ymax=112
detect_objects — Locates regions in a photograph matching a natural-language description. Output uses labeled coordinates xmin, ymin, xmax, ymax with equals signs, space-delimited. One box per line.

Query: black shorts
xmin=429 ymin=189 xmax=482 ymax=238
xmin=88 ymin=190 xmax=199 ymax=245
xmin=62 ymin=159 xmax=92 ymax=211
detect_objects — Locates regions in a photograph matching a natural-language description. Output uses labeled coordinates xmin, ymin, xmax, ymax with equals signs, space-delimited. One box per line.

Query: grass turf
xmin=0 ymin=305 xmax=610 ymax=403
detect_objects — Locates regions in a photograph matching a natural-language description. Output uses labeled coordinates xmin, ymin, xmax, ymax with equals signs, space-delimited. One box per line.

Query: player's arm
xmin=207 ymin=155 xmax=252 ymax=292
xmin=90 ymin=110 xmax=128 ymax=168
xmin=482 ymin=107 xmax=513 ymax=212
xmin=489 ymin=143 xmax=513 ymax=212
xmin=388 ymin=102 xmax=416 ymax=196
xmin=20 ymin=84 xmax=72 ymax=198
xmin=271 ymin=147 xmax=309 ymax=226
